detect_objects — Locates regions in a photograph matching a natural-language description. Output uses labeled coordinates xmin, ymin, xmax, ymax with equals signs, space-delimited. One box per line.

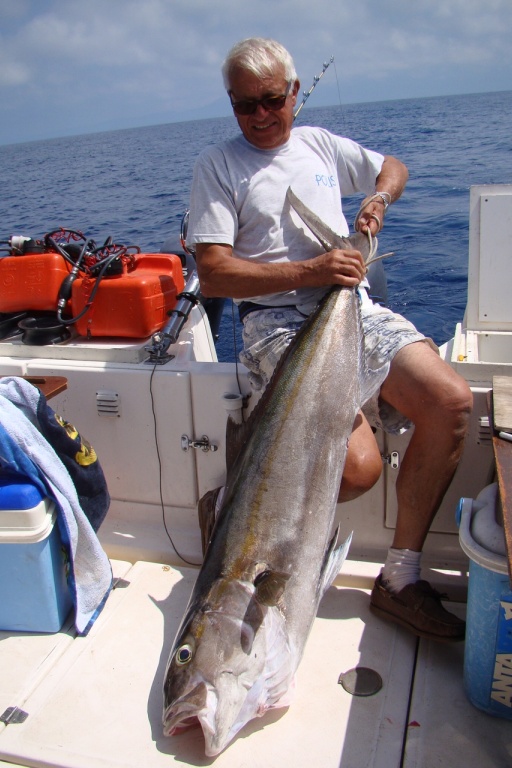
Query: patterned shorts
xmin=239 ymin=290 xmax=425 ymax=434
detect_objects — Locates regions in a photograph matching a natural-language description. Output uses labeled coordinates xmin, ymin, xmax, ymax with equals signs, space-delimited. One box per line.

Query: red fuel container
xmin=0 ymin=252 xmax=71 ymax=313
xmin=71 ymin=253 xmax=185 ymax=338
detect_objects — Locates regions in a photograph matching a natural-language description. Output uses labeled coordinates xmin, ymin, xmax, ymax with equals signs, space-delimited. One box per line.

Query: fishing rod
xmin=294 ymin=55 xmax=334 ymax=120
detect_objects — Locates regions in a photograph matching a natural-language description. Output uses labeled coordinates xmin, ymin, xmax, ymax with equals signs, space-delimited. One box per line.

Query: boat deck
xmin=1 ymin=559 xmax=510 ymax=768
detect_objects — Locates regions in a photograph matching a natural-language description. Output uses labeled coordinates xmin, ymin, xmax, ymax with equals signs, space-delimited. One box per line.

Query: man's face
xmin=228 ymin=67 xmax=299 ymax=150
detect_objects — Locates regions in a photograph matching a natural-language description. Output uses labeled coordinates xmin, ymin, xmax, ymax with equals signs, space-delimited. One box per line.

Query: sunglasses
xmin=229 ymin=81 xmax=292 ymax=116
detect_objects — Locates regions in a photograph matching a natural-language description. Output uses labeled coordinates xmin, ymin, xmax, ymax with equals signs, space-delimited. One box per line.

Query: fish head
xmin=163 ymin=574 xmax=292 ymax=756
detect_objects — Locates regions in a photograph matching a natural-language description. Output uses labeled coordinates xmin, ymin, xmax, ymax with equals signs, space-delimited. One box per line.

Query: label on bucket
xmin=490 ymin=599 xmax=512 ymax=711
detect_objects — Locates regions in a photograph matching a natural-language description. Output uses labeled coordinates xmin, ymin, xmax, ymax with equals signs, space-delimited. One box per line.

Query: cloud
xmin=0 ymin=0 xmax=510 ymax=144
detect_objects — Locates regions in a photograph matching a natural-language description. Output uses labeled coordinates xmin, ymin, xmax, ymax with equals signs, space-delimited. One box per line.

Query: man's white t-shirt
xmin=187 ymin=126 xmax=384 ymax=315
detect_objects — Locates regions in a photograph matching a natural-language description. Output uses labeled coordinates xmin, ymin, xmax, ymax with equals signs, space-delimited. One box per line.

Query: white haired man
xmin=188 ymin=38 xmax=472 ymax=641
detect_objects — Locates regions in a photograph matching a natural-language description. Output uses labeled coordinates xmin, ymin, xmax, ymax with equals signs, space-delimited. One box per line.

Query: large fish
xmin=162 ymin=188 xmax=383 ymax=756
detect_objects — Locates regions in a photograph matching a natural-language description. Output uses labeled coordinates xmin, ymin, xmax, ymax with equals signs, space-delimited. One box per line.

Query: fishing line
xmin=230 ymin=299 xmax=247 ymax=418
xmin=332 ymin=58 xmax=343 ymax=112
xmin=149 ymin=360 xmax=201 ymax=567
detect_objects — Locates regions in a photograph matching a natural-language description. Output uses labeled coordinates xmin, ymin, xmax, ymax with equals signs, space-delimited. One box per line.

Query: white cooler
xmin=0 ymin=475 xmax=73 ymax=633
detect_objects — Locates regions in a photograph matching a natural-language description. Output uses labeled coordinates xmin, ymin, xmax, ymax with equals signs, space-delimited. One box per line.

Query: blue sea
xmin=1 ymin=90 xmax=511 ymax=359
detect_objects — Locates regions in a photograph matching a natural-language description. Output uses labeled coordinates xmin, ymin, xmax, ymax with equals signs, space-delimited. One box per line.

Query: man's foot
xmin=370 ymin=575 xmax=465 ymax=641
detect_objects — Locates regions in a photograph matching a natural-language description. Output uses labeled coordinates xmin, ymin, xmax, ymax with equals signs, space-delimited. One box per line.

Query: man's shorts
xmin=239 ymin=289 xmax=425 ymax=434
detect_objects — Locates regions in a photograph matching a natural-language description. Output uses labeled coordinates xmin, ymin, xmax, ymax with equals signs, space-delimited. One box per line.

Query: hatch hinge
xmin=382 ymin=451 xmax=400 ymax=470
xmin=1 ymin=706 xmax=29 ymax=725
xmin=181 ymin=434 xmax=218 ymax=453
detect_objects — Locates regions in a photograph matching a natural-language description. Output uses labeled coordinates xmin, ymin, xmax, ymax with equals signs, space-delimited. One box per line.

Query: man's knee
xmin=423 ymin=374 xmax=473 ymax=438
xmin=339 ymin=456 xmax=382 ymax=502
xmin=448 ymin=376 xmax=473 ymax=416
xmin=338 ymin=414 xmax=382 ymax=503
xmin=385 ymin=345 xmax=473 ymax=437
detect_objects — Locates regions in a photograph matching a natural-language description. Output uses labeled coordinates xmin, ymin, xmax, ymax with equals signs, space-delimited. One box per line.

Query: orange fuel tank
xmin=71 ymin=253 xmax=185 ymax=338
xmin=0 ymin=252 xmax=71 ymax=313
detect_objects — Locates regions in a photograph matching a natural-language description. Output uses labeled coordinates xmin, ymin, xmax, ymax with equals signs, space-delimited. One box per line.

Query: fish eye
xmin=175 ymin=642 xmax=194 ymax=666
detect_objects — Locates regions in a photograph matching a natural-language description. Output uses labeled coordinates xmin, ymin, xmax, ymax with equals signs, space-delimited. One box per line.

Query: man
xmin=188 ymin=38 xmax=472 ymax=641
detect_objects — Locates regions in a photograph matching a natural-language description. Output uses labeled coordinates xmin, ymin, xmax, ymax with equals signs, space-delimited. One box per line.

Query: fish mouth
xmin=163 ymin=674 xmax=255 ymax=757
xmin=163 ymin=695 xmax=226 ymax=757
xmin=163 ymin=681 xmax=211 ymax=736
xmin=164 ymin=714 xmax=200 ymax=736
xmin=163 ymin=681 xmax=228 ymax=756
xmin=163 ymin=700 xmax=203 ymax=735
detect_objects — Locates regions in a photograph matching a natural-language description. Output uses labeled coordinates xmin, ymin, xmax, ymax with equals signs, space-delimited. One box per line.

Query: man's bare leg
xmin=380 ymin=341 xmax=472 ymax=551
xmin=370 ymin=341 xmax=472 ymax=640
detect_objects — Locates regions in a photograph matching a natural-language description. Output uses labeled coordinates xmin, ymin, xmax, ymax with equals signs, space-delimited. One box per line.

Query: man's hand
xmin=355 ymin=197 xmax=386 ymax=236
xmin=356 ymin=155 xmax=409 ymax=236
xmin=307 ymin=247 xmax=367 ymax=287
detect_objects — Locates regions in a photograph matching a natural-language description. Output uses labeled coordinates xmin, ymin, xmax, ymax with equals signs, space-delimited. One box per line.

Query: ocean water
xmin=1 ymin=90 xmax=511 ymax=360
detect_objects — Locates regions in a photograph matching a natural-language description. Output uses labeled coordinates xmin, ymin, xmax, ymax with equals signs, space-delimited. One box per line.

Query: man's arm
xmin=195 ymin=242 xmax=367 ymax=299
xmin=376 ymin=155 xmax=409 ymax=203
xmin=356 ymin=155 xmax=409 ymax=235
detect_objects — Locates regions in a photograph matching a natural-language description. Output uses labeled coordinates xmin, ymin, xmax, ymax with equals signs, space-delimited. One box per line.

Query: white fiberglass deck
xmin=0 ymin=560 xmax=510 ymax=768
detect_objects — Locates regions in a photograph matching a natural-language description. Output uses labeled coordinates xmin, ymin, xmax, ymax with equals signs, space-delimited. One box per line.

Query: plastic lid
xmin=0 ymin=474 xmax=45 ymax=510
xmin=458 ymin=485 xmax=509 ymax=575
xmin=0 ymin=500 xmax=55 ymax=540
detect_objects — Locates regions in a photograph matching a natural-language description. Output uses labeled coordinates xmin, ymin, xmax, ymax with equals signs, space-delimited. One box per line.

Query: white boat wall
xmin=0 ymin=184 xmax=511 ymax=767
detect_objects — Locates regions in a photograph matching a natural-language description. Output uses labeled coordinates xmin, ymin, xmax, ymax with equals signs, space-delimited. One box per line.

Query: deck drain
xmin=338 ymin=667 xmax=383 ymax=697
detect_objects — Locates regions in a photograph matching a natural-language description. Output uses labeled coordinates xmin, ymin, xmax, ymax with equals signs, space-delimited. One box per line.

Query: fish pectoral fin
xmin=319 ymin=527 xmax=353 ymax=595
xmin=253 ymin=569 xmax=290 ymax=607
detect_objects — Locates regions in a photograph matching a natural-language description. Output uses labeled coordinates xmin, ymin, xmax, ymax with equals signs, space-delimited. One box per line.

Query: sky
xmin=1 ymin=0 xmax=511 ymax=146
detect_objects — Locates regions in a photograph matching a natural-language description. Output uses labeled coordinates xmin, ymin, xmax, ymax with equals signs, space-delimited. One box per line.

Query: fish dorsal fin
xmin=319 ymin=526 xmax=353 ymax=596
xmin=254 ymin=569 xmax=290 ymax=607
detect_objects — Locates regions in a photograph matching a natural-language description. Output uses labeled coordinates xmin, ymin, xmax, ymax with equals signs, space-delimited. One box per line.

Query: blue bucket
xmin=458 ymin=483 xmax=512 ymax=719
